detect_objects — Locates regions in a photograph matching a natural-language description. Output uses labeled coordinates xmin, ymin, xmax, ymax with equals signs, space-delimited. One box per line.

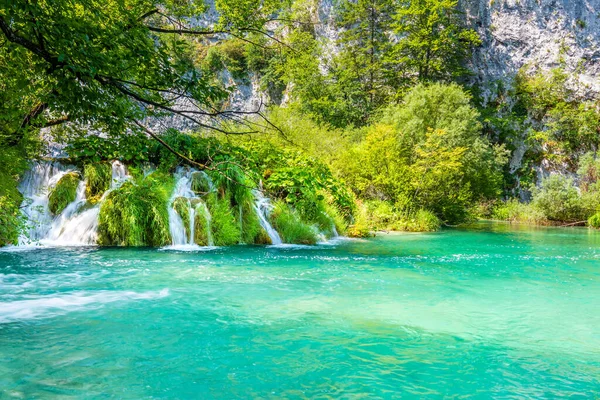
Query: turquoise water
xmin=1 ymin=223 xmax=599 ymax=398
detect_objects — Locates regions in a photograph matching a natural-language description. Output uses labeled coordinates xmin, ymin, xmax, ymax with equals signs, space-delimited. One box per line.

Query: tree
xmin=334 ymin=0 xmax=396 ymax=123
xmin=388 ymin=0 xmax=480 ymax=83
xmin=0 ymin=0 xmax=281 ymax=149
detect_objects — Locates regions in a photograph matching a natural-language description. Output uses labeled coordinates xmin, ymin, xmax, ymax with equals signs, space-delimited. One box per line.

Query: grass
xmin=48 ymin=171 xmax=80 ymax=215
xmin=206 ymin=194 xmax=241 ymax=246
xmin=271 ymin=201 xmax=318 ymax=244
xmin=98 ymin=172 xmax=173 ymax=246
xmin=84 ymin=162 xmax=111 ymax=201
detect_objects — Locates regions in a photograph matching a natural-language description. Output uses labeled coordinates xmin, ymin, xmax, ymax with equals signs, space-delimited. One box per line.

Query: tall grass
xmin=271 ymin=201 xmax=318 ymax=244
xmin=98 ymin=172 xmax=173 ymax=246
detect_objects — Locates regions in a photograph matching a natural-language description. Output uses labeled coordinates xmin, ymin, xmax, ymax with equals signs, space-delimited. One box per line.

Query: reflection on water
xmin=0 ymin=222 xmax=599 ymax=398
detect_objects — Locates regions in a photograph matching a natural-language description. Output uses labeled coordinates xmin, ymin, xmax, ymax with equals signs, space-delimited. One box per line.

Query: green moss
xmin=48 ymin=172 xmax=80 ymax=215
xmin=97 ymin=172 xmax=173 ymax=246
xmin=271 ymin=201 xmax=318 ymax=245
xmin=172 ymin=197 xmax=191 ymax=240
xmin=206 ymin=195 xmax=241 ymax=246
xmin=191 ymin=171 xmax=213 ymax=195
xmin=84 ymin=162 xmax=111 ymax=201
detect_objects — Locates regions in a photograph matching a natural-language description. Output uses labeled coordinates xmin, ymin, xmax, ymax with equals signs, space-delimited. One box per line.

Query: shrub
xmin=589 ymin=212 xmax=600 ymax=228
xmin=0 ymin=195 xmax=23 ymax=246
xmin=84 ymin=162 xmax=111 ymax=201
xmin=98 ymin=172 xmax=173 ymax=246
xmin=48 ymin=171 xmax=80 ymax=215
xmin=531 ymin=175 xmax=584 ymax=222
xmin=271 ymin=201 xmax=318 ymax=244
xmin=492 ymin=199 xmax=549 ymax=225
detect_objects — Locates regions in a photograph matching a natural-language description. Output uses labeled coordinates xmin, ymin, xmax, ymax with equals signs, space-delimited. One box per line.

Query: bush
xmin=48 ymin=171 xmax=80 ymax=215
xmin=173 ymin=197 xmax=191 ymax=240
xmin=271 ymin=201 xmax=318 ymax=244
xmin=589 ymin=212 xmax=600 ymax=228
xmin=98 ymin=172 xmax=173 ymax=246
xmin=0 ymin=195 xmax=23 ymax=246
xmin=492 ymin=199 xmax=549 ymax=225
xmin=531 ymin=175 xmax=584 ymax=222
xmin=392 ymin=209 xmax=441 ymax=232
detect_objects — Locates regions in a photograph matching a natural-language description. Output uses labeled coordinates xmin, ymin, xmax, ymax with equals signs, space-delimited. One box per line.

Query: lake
xmin=1 ymin=223 xmax=599 ymax=398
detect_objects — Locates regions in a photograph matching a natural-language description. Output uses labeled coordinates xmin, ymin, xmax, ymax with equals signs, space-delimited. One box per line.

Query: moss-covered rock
xmin=271 ymin=201 xmax=318 ymax=245
xmin=97 ymin=172 xmax=173 ymax=246
xmin=48 ymin=172 xmax=80 ymax=215
xmin=191 ymin=171 xmax=213 ymax=195
xmin=172 ymin=196 xmax=191 ymax=240
xmin=84 ymin=162 xmax=111 ymax=201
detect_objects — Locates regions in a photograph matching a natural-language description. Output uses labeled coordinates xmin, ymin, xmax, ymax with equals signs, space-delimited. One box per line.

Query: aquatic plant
xmin=98 ymin=172 xmax=173 ymax=246
xmin=48 ymin=172 xmax=80 ymax=215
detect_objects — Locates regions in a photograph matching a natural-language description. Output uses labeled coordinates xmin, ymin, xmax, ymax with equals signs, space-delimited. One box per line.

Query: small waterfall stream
xmin=16 ymin=162 xmax=294 ymax=248
xmin=253 ymin=190 xmax=282 ymax=245
xmin=18 ymin=161 xmax=129 ymax=246
xmin=167 ymin=167 xmax=214 ymax=248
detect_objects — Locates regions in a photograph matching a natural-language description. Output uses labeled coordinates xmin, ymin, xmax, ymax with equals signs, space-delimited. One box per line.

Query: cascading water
xmin=17 ymin=160 xmax=129 ymax=246
xmin=253 ymin=190 xmax=282 ymax=245
xmin=167 ymin=167 xmax=214 ymax=248
xmin=18 ymin=162 xmax=71 ymax=244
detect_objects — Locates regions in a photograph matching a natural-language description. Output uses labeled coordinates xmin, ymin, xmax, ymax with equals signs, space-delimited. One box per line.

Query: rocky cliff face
xmin=462 ymin=0 xmax=600 ymax=102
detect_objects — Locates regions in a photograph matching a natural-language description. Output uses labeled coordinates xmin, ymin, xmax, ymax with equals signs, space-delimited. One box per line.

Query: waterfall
xmin=253 ymin=190 xmax=282 ymax=245
xmin=17 ymin=160 xmax=129 ymax=246
xmin=18 ymin=162 xmax=71 ymax=244
xmin=167 ymin=167 xmax=214 ymax=247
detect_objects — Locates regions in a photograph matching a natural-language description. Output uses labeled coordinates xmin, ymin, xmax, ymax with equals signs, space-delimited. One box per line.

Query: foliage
xmin=336 ymin=83 xmax=507 ymax=224
xmin=98 ymin=172 xmax=173 ymax=246
xmin=0 ymin=195 xmax=23 ymax=246
xmin=193 ymin=201 xmax=211 ymax=246
xmin=588 ymin=213 xmax=600 ymax=229
xmin=48 ymin=171 xmax=80 ymax=215
xmin=389 ymin=0 xmax=481 ymax=83
xmin=206 ymin=194 xmax=241 ymax=246
xmin=84 ymin=162 xmax=111 ymax=201
xmin=530 ymin=175 xmax=584 ymax=222
xmin=271 ymin=200 xmax=318 ymax=244
xmin=492 ymin=199 xmax=549 ymax=225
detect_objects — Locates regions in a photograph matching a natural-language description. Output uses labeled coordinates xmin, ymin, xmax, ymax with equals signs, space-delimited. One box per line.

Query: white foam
xmin=0 ymin=289 xmax=169 ymax=323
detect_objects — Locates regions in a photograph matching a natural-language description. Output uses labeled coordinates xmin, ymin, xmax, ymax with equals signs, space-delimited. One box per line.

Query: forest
xmin=1 ymin=0 xmax=600 ymax=246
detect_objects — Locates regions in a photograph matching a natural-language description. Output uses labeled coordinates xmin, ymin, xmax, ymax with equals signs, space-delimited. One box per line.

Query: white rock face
xmin=461 ymin=0 xmax=600 ymax=101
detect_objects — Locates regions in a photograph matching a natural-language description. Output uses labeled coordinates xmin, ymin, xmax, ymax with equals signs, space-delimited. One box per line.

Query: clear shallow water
xmin=1 ymin=223 xmax=599 ymax=398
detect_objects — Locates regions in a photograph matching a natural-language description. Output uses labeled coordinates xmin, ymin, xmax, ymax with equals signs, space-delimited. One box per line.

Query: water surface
xmin=1 ymin=223 xmax=599 ymax=398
